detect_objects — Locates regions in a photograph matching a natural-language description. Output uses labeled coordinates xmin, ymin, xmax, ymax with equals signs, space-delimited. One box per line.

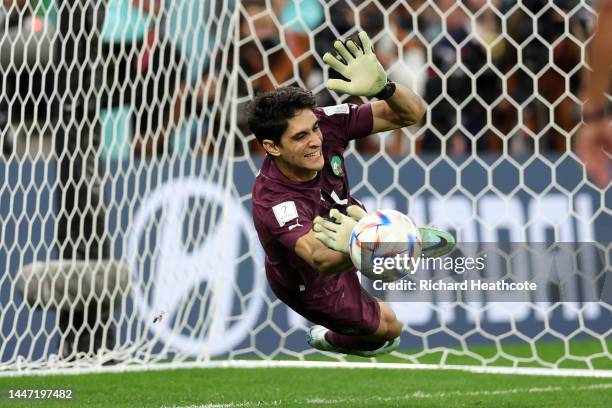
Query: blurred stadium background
xmin=0 ymin=0 xmax=610 ymax=406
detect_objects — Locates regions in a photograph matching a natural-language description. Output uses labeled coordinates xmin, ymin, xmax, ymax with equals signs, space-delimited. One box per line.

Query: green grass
xmin=0 ymin=339 xmax=610 ymax=407
xmin=1 ymin=367 xmax=611 ymax=407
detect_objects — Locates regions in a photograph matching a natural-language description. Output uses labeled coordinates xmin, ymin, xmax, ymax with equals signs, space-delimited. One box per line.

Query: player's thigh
xmin=302 ymin=281 xmax=381 ymax=335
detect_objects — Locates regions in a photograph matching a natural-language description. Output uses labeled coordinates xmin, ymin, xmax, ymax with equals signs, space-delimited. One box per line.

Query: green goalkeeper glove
xmin=322 ymin=31 xmax=388 ymax=97
xmin=313 ymin=205 xmax=368 ymax=254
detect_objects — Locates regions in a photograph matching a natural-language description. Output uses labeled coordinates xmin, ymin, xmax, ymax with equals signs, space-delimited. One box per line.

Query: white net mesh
xmin=0 ymin=0 xmax=610 ymax=374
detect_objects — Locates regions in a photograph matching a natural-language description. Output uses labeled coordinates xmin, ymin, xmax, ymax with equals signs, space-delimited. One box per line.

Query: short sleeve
xmin=253 ymin=197 xmax=314 ymax=251
xmin=317 ymin=103 xmax=373 ymax=144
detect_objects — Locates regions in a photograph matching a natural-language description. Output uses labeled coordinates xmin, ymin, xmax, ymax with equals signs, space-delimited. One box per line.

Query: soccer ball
xmin=349 ymin=210 xmax=422 ymax=282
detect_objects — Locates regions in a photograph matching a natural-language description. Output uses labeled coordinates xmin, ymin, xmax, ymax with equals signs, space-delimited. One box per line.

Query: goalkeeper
xmin=250 ymin=32 xmax=454 ymax=356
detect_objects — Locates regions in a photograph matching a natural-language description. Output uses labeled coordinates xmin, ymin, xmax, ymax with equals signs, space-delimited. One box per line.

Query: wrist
xmin=374 ymin=81 xmax=396 ymax=100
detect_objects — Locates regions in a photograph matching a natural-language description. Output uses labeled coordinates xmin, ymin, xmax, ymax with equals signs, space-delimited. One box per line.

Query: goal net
xmin=0 ymin=0 xmax=610 ymax=375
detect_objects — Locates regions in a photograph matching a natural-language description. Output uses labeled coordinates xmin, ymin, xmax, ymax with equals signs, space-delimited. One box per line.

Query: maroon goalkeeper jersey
xmin=252 ymin=103 xmax=373 ymax=294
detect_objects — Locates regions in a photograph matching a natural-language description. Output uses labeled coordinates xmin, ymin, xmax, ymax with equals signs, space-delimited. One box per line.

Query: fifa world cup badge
xmin=331 ymin=155 xmax=343 ymax=177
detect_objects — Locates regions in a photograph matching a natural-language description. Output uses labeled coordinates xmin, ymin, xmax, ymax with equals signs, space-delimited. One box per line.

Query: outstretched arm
xmin=322 ymin=31 xmax=426 ymax=133
xmin=370 ymin=84 xmax=426 ymax=133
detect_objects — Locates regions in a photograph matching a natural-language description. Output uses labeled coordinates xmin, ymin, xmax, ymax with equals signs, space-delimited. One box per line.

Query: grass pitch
xmin=1 ymin=340 xmax=610 ymax=407
xmin=1 ymin=367 xmax=611 ymax=407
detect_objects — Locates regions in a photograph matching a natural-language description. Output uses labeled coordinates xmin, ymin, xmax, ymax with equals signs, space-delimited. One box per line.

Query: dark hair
xmin=247 ymin=87 xmax=317 ymax=145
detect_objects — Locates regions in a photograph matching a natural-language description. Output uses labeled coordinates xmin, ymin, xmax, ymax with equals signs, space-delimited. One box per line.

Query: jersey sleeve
xmin=316 ymin=103 xmax=373 ymax=144
xmin=254 ymin=196 xmax=314 ymax=251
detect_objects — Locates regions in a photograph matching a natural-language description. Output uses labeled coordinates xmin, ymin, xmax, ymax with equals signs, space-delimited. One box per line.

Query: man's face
xmin=264 ymin=109 xmax=324 ymax=180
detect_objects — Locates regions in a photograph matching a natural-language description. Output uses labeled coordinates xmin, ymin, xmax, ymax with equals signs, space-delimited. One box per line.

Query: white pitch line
xmin=3 ymin=360 xmax=612 ymax=378
xmin=164 ymin=383 xmax=612 ymax=408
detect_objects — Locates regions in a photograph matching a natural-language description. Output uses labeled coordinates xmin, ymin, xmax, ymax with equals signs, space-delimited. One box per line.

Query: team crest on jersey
xmin=330 ymin=155 xmax=343 ymax=177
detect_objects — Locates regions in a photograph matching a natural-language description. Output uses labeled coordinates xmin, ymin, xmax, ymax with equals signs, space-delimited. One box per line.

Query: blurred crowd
xmin=239 ymin=0 xmax=594 ymax=156
xmin=0 ymin=0 xmax=598 ymax=159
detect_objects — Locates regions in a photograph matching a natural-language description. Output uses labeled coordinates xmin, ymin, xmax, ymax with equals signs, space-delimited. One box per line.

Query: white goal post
xmin=0 ymin=0 xmax=610 ymax=376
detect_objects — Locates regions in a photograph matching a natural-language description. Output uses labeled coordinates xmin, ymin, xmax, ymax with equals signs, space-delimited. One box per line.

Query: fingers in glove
xmin=315 ymin=231 xmax=335 ymax=247
xmin=322 ymin=52 xmax=348 ymax=76
xmin=313 ymin=217 xmax=326 ymax=232
xmin=329 ymin=209 xmax=341 ymax=221
xmin=314 ymin=217 xmax=340 ymax=233
xmin=329 ymin=208 xmax=351 ymax=225
xmin=358 ymin=31 xmax=374 ymax=54
xmin=345 ymin=40 xmax=363 ymax=57
xmin=333 ymin=40 xmax=355 ymax=64
xmin=313 ymin=221 xmax=324 ymax=233
xmin=347 ymin=205 xmax=368 ymax=221
xmin=326 ymin=78 xmax=353 ymax=94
